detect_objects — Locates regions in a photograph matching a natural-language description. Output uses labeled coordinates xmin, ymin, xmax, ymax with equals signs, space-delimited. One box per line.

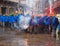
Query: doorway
xmin=1 ymin=7 xmax=6 ymax=15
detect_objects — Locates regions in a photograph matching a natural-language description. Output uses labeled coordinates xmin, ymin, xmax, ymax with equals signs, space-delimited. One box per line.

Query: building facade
xmin=53 ymin=0 xmax=60 ymax=14
xmin=0 ymin=0 xmax=19 ymax=15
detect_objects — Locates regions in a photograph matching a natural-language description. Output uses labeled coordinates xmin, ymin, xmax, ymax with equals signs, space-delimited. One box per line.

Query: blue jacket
xmin=52 ymin=16 xmax=56 ymax=24
xmin=38 ymin=17 xmax=44 ymax=24
xmin=0 ymin=15 xmax=8 ymax=22
xmin=8 ymin=15 xmax=16 ymax=23
xmin=44 ymin=16 xmax=50 ymax=25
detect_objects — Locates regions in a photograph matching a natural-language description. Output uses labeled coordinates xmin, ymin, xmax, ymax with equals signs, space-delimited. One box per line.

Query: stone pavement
xmin=0 ymin=28 xmax=60 ymax=46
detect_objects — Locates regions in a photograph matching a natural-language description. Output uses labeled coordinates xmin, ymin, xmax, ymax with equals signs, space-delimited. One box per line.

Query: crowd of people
xmin=0 ymin=13 xmax=59 ymax=38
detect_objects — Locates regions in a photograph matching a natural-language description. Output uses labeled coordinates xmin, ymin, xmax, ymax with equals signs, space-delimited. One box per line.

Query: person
xmin=23 ymin=13 xmax=31 ymax=33
xmin=29 ymin=16 xmax=38 ymax=34
xmin=35 ymin=16 xmax=40 ymax=34
xmin=9 ymin=14 xmax=16 ymax=30
xmin=57 ymin=21 xmax=60 ymax=35
xmin=38 ymin=16 xmax=45 ymax=33
xmin=44 ymin=16 xmax=50 ymax=34
xmin=29 ymin=16 xmax=35 ymax=34
xmin=52 ymin=16 xmax=59 ymax=38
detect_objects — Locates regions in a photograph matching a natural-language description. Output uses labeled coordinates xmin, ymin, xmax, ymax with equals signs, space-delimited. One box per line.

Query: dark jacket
xmin=55 ymin=18 xmax=59 ymax=27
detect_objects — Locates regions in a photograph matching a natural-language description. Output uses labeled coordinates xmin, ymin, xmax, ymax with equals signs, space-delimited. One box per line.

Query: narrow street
xmin=0 ymin=30 xmax=60 ymax=46
xmin=0 ymin=0 xmax=60 ymax=46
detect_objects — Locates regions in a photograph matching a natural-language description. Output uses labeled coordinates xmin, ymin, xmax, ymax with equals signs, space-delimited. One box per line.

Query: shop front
xmin=0 ymin=0 xmax=18 ymax=15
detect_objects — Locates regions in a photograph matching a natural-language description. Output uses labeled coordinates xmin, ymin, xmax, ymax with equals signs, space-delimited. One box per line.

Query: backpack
xmin=55 ymin=18 xmax=59 ymax=26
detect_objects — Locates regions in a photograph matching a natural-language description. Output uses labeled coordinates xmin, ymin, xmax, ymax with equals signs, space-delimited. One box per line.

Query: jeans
xmin=52 ymin=26 xmax=56 ymax=37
